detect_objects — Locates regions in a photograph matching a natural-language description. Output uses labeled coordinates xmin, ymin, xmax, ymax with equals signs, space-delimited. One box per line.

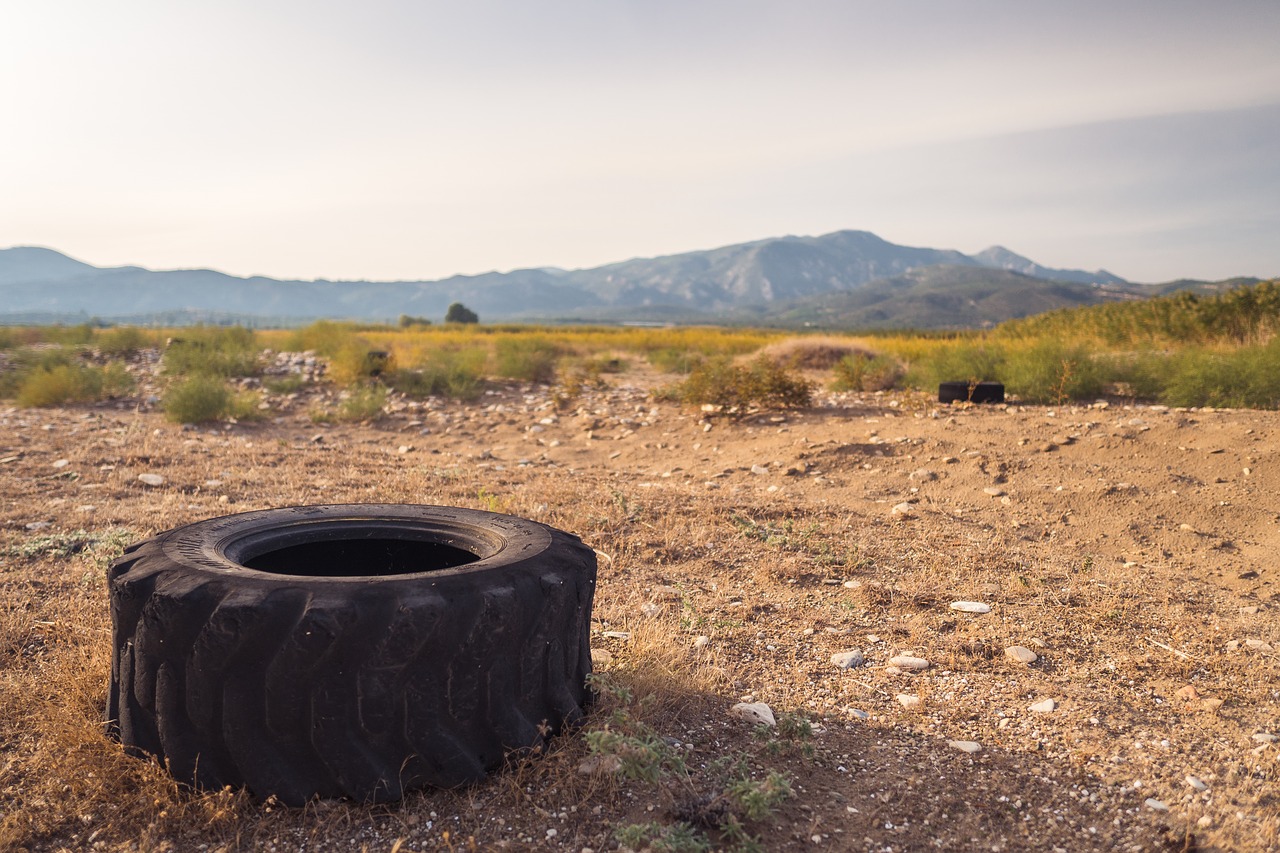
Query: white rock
xmin=1185 ymin=775 xmax=1208 ymax=791
xmin=397 ymin=445 xmax=413 ymax=454
xmin=1252 ymin=733 xmax=1277 ymax=743
xmin=693 ymin=635 xmax=711 ymax=649
xmin=949 ymin=601 xmax=991 ymax=614
xmin=52 ymin=459 xmax=70 ymax=469
xmin=896 ymin=694 xmax=921 ymax=709
xmin=888 ymin=655 xmax=929 ymax=671
xmin=600 ymin=631 xmax=631 ymax=640
xmin=831 ymin=650 xmax=865 ymax=670
xmin=1004 ymin=646 xmax=1038 ymax=664
xmin=137 ymin=473 xmax=165 ymax=487
xmin=731 ymin=702 xmax=776 ymax=727
xmin=25 ymin=521 xmax=51 ymax=531
xmin=750 ymin=464 xmax=769 ymax=475
xmin=640 ymin=602 xmax=661 ymax=617
xmin=1029 ymin=699 xmax=1056 ymax=713
xmin=909 ymin=469 xmax=938 ymax=482
xmin=983 ymin=486 xmax=1005 ymax=497
xmin=1144 ymin=798 xmax=1169 ymax=812
xmin=1244 ymin=639 xmax=1275 ymax=652
xmin=891 ymin=502 xmax=914 ymax=518
xmin=846 ymin=708 xmax=870 ymax=720
xmin=948 ymin=740 xmax=981 ymax=754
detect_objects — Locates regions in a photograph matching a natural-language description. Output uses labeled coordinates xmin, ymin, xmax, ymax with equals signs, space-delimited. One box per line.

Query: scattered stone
xmin=846 ymin=708 xmax=870 ymax=720
xmin=1185 ymin=775 xmax=1208 ymax=792
xmin=397 ymin=445 xmax=413 ymax=454
xmin=1040 ymin=442 xmax=1058 ymax=453
xmin=948 ymin=740 xmax=981 ymax=754
xmin=843 ymin=580 xmax=861 ymax=589
xmin=1175 ymin=685 xmax=1200 ymax=701
xmin=888 ymin=655 xmax=929 ymax=671
xmin=309 ymin=434 xmax=325 ymax=444
xmin=949 ymin=601 xmax=991 ymax=614
xmin=1244 ymin=639 xmax=1274 ymax=651
xmin=590 ymin=648 xmax=614 ymax=666
xmin=600 ymin=631 xmax=631 ymax=640
xmin=982 ymin=486 xmax=1005 ymax=497
xmin=896 ymin=694 xmax=921 ymax=709
xmin=731 ymin=702 xmax=776 ymax=727
xmin=51 ymin=459 xmax=70 ymax=469
xmin=891 ymin=502 xmax=914 ymax=518
xmin=1240 ymin=605 xmax=1259 ymax=615
xmin=1029 ymin=698 xmax=1056 ymax=713
xmin=1197 ymin=816 xmax=1213 ymax=829
xmin=137 ymin=473 xmax=165 ymax=487
xmin=831 ymin=650 xmax=865 ymax=670
xmin=1252 ymin=733 xmax=1277 ymax=744
xmin=25 ymin=521 xmax=51 ymax=531
xmin=942 ymin=456 xmax=958 ymax=464
xmin=1004 ymin=646 xmax=1038 ymax=664
xmin=1144 ymin=798 xmax=1168 ymax=812
xmin=1201 ymin=698 xmax=1225 ymax=712
xmin=693 ymin=635 xmax=710 ymax=649
xmin=909 ymin=469 xmax=937 ymax=482
xmin=750 ymin=464 xmax=769 ymax=475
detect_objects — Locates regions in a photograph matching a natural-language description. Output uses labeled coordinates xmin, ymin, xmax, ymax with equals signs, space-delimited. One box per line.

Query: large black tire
xmin=938 ymin=381 xmax=1005 ymax=404
xmin=106 ymin=504 xmax=596 ymax=805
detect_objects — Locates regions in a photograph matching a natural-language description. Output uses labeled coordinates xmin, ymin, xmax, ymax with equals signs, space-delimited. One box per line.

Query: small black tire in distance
xmin=938 ymin=381 xmax=1005 ymax=404
xmin=106 ymin=504 xmax=597 ymax=805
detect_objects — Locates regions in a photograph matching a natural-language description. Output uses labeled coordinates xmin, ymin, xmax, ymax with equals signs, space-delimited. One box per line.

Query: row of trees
xmin=398 ymin=302 xmax=479 ymax=327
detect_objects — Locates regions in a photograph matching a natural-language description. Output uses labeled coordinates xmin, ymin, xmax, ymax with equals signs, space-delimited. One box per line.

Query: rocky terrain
xmin=1 ymin=360 xmax=1277 ymax=851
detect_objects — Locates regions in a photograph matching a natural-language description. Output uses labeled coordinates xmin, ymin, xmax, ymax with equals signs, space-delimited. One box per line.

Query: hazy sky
xmin=3 ymin=0 xmax=1278 ymax=283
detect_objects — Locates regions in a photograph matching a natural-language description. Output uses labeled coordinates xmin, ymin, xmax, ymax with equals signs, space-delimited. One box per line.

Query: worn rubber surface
xmin=938 ymin=381 xmax=1005 ymax=404
xmin=106 ymin=504 xmax=596 ymax=805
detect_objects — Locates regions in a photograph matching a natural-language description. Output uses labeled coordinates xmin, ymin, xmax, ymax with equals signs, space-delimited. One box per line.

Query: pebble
xmin=909 ymin=469 xmax=937 ymax=482
xmin=1004 ymin=646 xmax=1038 ymax=664
xmin=600 ymin=631 xmax=631 ymax=640
xmin=1252 ymin=733 xmax=1277 ymax=744
xmin=52 ymin=459 xmax=70 ymax=468
xmin=896 ymin=694 xmax=921 ymax=709
xmin=1175 ymin=685 xmax=1200 ymax=701
xmin=1244 ymin=639 xmax=1274 ymax=652
xmin=831 ymin=650 xmax=865 ymax=670
xmin=750 ymin=464 xmax=769 ymax=475
xmin=846 ymin=708 xmax=870 ymax=720
xmin=137 ymin=473 xmax=165 ymax=487
xmin=1185 ymin=775 xmax=1208 ymax=792
xmin=731 ymin=702 xmax=776 ymax=727
xmin=693 ymin=635 xmax=710 ymax=649
xmin=1144 ymin=798 xmax=1168 ymax=812
xmin=1029 ymin=698 xmax=1056 ymax=713
xmin=590 ymin=649 xmax=614 ymax=666
xmin=1201 ymin=698 xmax=1225 ymax=712
xmin=25 ymin=521 xmax=51 ymax=531
xmin=948 ymin=740 xmax=981 ymax=754
xmin=949 ymin=601 xmax=990 ymax=614
xmin=397 ymin=445 xmax=413 ymax=454
xmin=639 ymin=603 xmax=661 ymax=617
xmin=983 ymin=486 xmax=1005 ymax=497
xmin=888 ymin=655 xmax=929 ymax=671
xmin=890 ymin=502 xmax=914 ymax=518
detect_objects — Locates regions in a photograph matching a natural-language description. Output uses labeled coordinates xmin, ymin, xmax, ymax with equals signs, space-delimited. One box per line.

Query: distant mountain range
xmin=0 ymin=230 xmax=1255 ymax=328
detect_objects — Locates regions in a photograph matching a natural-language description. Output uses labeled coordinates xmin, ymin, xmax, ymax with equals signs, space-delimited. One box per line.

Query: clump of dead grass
xmin=758 ymin=336 xmax=872 ymax=370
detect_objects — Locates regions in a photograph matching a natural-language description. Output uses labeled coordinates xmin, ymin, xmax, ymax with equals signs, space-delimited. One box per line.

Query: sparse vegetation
xmin=14 ymin=361 xmax=132 ymax=407
xmin=163 ymin=375 xmax=232 ymax=423
xmin=161 ymin=326 xmax=260 ymax=378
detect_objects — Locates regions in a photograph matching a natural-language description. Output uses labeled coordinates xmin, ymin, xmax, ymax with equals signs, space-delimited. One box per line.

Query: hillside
xmin=0 ymin=231 xmax=1130 ymax=327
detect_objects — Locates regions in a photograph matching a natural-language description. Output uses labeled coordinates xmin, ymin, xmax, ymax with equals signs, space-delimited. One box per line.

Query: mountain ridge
xmin=0 ymin=230 xmax=1168 ymax=328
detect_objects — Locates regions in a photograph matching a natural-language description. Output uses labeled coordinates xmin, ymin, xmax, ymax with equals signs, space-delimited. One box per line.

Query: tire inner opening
xmin=243 ymin=537 xmax=481 ymax=577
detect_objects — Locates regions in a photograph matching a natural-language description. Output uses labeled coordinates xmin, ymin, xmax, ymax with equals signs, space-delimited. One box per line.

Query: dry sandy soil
xmin=1 ymin=361 xmax=1277 ymax=852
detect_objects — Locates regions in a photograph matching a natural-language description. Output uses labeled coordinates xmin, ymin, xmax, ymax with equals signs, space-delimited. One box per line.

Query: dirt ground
xmin=1 ymin=361 xmax=1277 ymax=852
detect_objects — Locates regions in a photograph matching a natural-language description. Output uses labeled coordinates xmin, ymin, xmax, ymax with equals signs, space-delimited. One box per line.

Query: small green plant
xmin=614 ymin=822 xmax=711 ymax=853
xmin=388 ymin=350 xmax=485 ymax=400
xmin=164 ymin=376 xmax=232 ymax=423
xmin=96 ymin=326 xmax=152 ymax=356
xmin=317 ymin=385 xmax=387 ymax=422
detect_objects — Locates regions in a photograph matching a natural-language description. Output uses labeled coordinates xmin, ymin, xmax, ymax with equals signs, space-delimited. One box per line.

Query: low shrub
xmin=494 ymin=338 xmax=559 ymax=383
xmin=388 ymin=349 xmax=485 ymax=400
xmin=15 ymin=362 xmax=132 ymax=407
xmin=761 ymin=337 xmax=864 ymax=370
xmin=649 ymin=348 xmax=706 ymax=374
xmin=162 ymin=327 xmax=260 ymax=378
xmin=903 ymin=341 xmax=1006 ymax=391
xmin=96 ymin=326 xmax=153 ymax=357
xmin=163 ymin=376 xmax=232 ymax=423
xmin=262 ymin=375 xmax=310 ymax=394
xmin=1158 ymin=341 xmax=1280 ymax=408
xmin=661 ymin=356 xmax=813 ymax=411
xmin=1000 ymin=340 xmax=1108 ymax=403
xmin=830 ymin=352 xmax=903 ymax=392
xmin=312 ymin=385 xmax=387 ymax=423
